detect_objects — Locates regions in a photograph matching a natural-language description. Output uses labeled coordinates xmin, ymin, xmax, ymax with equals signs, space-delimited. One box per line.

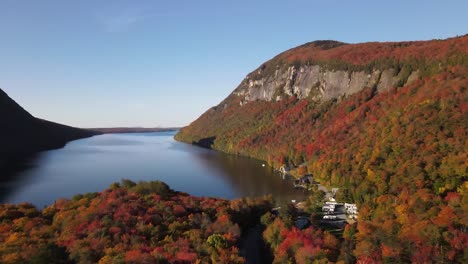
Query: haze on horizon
xmin=1 ymin=0 xmax=467 ymax=128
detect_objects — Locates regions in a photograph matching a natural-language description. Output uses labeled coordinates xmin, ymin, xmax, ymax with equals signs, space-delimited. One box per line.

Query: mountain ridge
xmin=228 ymin=36 xmax=467 ymax=104
xmin=176 ymin=35 xmax=467 ymax=158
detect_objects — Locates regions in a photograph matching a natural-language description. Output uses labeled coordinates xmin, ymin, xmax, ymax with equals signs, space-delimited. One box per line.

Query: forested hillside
xmin=176 ymin=35 xmax=468 ymax=262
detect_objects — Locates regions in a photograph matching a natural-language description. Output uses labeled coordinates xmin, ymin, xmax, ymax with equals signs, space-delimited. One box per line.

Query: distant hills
xmin=0 ymin=88 xmax=99 ymax=163
xmin=89 ymin=127 xmax=179 ymax=134
xmin=176 ymin=35 xmax=467 ymax=262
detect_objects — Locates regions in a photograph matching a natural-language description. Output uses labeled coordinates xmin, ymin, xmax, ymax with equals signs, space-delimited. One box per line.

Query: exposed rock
xmin=244 ymin=77 xmax=276 ymax=101
xmin=319 ymin=70 xmax=350 ymax=100
xmin=377 ymin=69 xmax=399 ymax=92
xmin=405 ymin=70 xmax=420 ymax=85
xmin=236 ymin=64 xmax=409 ymax=105
xmin=293 ymin=66 xmax=320 ymax=99
xmin=283 ymin=66 xmax=298 ymax=96
xmin=348 ymin=71 xmax=380 ymax=95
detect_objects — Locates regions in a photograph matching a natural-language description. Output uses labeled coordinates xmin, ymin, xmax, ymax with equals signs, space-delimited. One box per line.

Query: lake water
xmin=1 ymin=132 xmax=307 ymax=207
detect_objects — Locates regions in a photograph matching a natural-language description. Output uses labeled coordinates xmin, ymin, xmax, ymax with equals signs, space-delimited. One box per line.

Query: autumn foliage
xmin=2 ymin=36 xmax=467 ymax=263
xmin=279 ymin=36 xmax=468 ymax=66
xmin=176 ymin=36 xmax=468 ymax=263
xmin=0 ymin=180 xmax=272 ymax=263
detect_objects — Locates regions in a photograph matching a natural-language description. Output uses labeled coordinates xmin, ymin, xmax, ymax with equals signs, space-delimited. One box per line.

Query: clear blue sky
xmin=1 ymin=1 xmax=466 ymax=127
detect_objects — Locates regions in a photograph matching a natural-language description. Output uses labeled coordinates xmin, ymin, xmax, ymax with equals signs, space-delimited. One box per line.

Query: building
xmin=344 ymin=203 xmax=358 ymax=218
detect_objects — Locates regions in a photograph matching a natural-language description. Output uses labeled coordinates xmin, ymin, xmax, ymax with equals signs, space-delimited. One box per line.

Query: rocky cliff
xmin=235 ymin=61 xmax=418 ymax=104
xmin=230 ymin=37 xmax=466 ymax=105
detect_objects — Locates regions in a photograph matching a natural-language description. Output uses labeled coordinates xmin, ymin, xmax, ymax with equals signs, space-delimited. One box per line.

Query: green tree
xmin=207 ymin=234 xmax=227 ymax=249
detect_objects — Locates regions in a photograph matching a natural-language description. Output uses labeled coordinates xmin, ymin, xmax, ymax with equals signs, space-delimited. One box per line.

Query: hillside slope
xmin=0 ymin=88 xmax=99 ymax=165
xmin=176 ymin=35 xmax=467 ymax=180
xmin=176 ymin=36 xmax=468 ymax=262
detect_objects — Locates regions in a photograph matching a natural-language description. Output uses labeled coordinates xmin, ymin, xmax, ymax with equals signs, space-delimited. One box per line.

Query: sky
xmin=1 ymin=1 xmax=467 ymax=128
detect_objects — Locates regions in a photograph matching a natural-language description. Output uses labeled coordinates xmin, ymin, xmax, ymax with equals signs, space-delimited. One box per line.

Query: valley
xmin=1 ymin=34 xmax=466 ymax=263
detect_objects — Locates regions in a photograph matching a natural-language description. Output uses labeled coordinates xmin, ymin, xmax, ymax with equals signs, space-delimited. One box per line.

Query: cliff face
xmin=0 ymin=88 xmax=99 ymax=159
xmin=234 ymin=64 xmax=417 ymax=103
xmin=229 ymin=37 xmax=467 ymax=105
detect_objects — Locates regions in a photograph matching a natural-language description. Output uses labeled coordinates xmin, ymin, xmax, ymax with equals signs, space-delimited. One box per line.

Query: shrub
xmin=207 ymin=234 xmax=228 ymax=249
xmin=130 ymin=181 xmax=171 ymax=197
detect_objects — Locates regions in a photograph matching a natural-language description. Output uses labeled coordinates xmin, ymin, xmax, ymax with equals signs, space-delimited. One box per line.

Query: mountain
xmin=176 ymin=35 xmax=467 ymax=174
xmin=0 ymin=88 xmax=99 ymax=164
xmin=176 ymin=36 xmax=467 ymax=262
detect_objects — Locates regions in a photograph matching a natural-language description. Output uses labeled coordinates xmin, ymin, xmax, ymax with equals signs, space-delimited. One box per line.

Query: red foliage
xmin=175 ymin=250 xmax=197 ymax=262
xmin=280 ymin=35 xmax=468 ymax=65
xmin=0 ymin=181 xmax=262 ymax=263
xmin=176 ymin=36 xmax=468 ymax=262
xmin=125 ymin=249 xmax=153 ymax=264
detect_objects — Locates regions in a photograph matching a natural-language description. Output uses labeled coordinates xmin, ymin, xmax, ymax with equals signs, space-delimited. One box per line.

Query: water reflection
xmin=0 ymin=154 xmax=41 ymax=202
xmin=193 ymin=152 xmax=307 ymax=201
xmin=1 ymin=132 xmax=307 ymax=207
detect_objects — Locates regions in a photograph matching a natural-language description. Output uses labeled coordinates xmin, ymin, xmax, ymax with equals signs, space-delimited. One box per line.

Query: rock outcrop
xmin=228 ymin=36 xmax=468 ymax=106
xmin=234 ymin=64 xmax=418 ymax=105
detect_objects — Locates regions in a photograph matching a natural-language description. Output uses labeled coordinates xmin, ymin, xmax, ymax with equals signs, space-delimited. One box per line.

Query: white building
xmin=344 ymin=203 xmax=358 ymax=216
xmin=322 ymin=204 xmax=335 ymax=212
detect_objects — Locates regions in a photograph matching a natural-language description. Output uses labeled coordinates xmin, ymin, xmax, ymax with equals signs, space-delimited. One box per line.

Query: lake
xmin=1 ymin=131 xmax=307 ymax=207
